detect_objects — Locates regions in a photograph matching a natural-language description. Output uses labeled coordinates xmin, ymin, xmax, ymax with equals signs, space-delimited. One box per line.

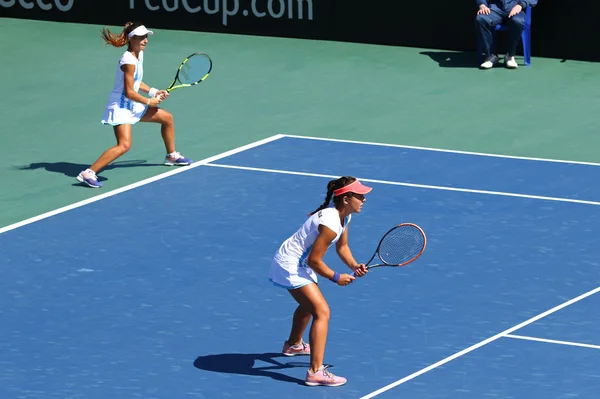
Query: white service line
xmin=0 ymin=134 xmax=285 ymax=235
xmin=504 ymin=334 xmax=600 ymax=350
xmin=205 ymin=163 xmax=600 ymax=206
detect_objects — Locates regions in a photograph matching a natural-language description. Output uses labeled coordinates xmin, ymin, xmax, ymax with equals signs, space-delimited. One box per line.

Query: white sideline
xmin=0 ymin=134 xmax=285 ymax=235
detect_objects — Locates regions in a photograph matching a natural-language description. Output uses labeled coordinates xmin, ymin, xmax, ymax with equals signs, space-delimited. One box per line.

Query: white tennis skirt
xmin=269 ymin=259 xmax=318 ymax=290
xmin=101 ymin=100 xmax=148 ymax=126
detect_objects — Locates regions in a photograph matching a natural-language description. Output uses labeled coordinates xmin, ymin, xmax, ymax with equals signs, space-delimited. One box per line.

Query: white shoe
xmin=505 ymin=55 xmax=518 ymax=69
xmin=164 ymin=152 xmax=192 ymax=166
xmin=76 ymin=169 xmax=102 ymax=188
xmin=480 ymin=55 xmax=499 ymax=69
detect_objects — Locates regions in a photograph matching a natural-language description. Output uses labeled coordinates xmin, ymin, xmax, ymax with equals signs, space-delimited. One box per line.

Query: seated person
xmin=475 ymin=0 xmax=537 ymax=69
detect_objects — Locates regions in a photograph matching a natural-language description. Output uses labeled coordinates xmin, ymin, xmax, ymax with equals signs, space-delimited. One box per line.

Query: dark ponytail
xmin=309 ymin=176 xmax=357 ymax=215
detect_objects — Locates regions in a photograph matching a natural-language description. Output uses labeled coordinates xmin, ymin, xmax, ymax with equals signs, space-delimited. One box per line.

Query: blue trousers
xmin=475 ymin=5 xmax=526 ymax=58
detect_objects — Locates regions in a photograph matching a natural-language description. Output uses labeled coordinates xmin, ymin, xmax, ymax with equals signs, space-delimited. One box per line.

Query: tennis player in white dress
xmin=77 ymin=22 xmax=192 ymax=188
xmin=269 ymin=176 xmax=372 ymax=387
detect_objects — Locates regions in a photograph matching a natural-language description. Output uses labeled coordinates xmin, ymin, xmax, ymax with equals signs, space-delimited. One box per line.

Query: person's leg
xmin=288 ymin=283 xmax=346 ymax=386
xmin=504 ymin=11 xmax=526 ymax=68
xmin=281 ymin=305 xmax=312 ymax=356
xmin=77 ymin=124 xmax=132 ymax=188
xmin=141 ymin=107 xmax=192 ymax=166
xmin=474 ymin=6 xmax=505 ymax=68
xmin=289 ymin=284 xmax=329 ymax=371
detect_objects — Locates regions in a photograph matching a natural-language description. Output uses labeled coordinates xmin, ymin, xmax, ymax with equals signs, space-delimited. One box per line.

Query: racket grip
xmin=350 ymin=266 xmax=370 ymax=278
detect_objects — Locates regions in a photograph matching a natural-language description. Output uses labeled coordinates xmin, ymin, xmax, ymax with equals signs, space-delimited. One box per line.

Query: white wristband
xmin=148 ymin=87 xmax=159 ymax=98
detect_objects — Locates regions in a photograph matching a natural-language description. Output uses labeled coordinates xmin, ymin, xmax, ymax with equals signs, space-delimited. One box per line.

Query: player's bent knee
xmin=162 ymin=111 xmax=174 ymax=125
xmin=154 ymin=109 xmax=173 ymax=125
xmin=119 ymin=144 xmax=131 ymax=153
xmin=313 ymin=304 xmax=330 ymax=320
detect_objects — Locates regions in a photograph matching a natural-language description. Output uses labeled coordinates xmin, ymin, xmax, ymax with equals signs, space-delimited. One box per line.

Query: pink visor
xmin=333 ymin=180 xmax=373 ymax=197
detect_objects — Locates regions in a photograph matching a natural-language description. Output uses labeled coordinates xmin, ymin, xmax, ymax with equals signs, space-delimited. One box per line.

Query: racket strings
xmin=178 ymin=54 xmax=211 ymax=85
xmin=179 ymin=65 xmax=191 ymax=82
xmin=378 ymin=226 xmax=425 ymax=265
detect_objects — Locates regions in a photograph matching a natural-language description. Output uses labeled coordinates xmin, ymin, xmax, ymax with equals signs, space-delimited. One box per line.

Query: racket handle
xmin=350 ymin=265 xmax=373 ymax=278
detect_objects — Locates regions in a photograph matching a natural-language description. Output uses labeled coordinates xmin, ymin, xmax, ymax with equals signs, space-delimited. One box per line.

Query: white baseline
xmin=283 ymin=134 xmax=600 ymax=167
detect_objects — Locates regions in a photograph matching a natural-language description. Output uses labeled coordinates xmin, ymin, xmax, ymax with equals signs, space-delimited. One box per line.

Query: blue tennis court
xmin=2 ymin=135 xmax=600 ymax=399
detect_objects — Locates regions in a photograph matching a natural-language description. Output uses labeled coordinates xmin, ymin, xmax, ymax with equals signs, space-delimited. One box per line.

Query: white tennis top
xmin=269 ymin=206 xmax=351 ymax=288
xmin=101 ymin=51 xmax=146 ymax=126
xmin=111 ymin=51 xmax=144 ymax=105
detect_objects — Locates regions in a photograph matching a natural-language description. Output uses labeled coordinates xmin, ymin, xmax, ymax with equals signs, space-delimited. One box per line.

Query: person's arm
xmin=335 ymin=225 xmax=368 ymax=277
xmin=517 ymin=0 xmax=537 ymax=7
xmin=307 ymin=225 xmax=355 ymax=286
xmin=121 ymin=65 xmax=162 ymax=107
xmin=509 ymin=0 xmax=532 ymax=17
xmin=335 ymin=226 xmax=358 ymax=269
xmin=477 ymin=0 xmax=490 ymax=14
xmin=139 ymin=82 xmax=152 ymax=94
xmin=139 ymin=82 xmax=167 ymax=99
xmin=140 ymin=81 xmax=169 ymax=100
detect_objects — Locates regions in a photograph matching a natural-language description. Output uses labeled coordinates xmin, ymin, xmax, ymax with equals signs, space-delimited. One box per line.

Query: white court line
xmin=505 ymin=334 xmax=600 ymax=350
xmin=282 ymin=134 xmax=600 ymax=167
xmin=0 ymin=134 xmax=285 ymax=235
xmin=359 ymin=286 xmax=600 ymax=399
xmin=205 ymin=163 xmax=600 ymax=206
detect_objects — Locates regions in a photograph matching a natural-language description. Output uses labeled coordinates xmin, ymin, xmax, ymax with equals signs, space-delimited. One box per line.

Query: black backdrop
xmin=0 ymin=0 xmax=596 ymax=62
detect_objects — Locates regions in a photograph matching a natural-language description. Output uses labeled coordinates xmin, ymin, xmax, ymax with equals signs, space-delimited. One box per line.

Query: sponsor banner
xmin=128 ymin=0 xmax=333 ymax=39
xmin=131 ymin=0 xmax=317 ymax=28
xmin=1 ymin=0 xmax=98 ymax=23
xmin=1 ymin=0 xmax=598 ymax=62
xmin=1 ymin=0 xmax=332 ymax=39
xmin=0 ymin=0 xmax=75 ymax=12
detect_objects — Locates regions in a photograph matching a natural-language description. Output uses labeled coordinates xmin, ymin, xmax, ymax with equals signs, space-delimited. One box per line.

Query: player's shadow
xmin=193 ymin=352 xmax=308 ymax=385
xmin=420 ymin=51 xmax=479 ymax=68
xmin=17 ymin=160 xmax=162 ymax=183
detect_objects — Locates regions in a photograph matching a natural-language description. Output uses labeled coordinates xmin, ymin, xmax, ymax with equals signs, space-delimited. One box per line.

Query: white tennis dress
xmin=101 ymin=51 xmax=148 ymax=126
xmin=269 ymin=206 xmax=351 ymax=289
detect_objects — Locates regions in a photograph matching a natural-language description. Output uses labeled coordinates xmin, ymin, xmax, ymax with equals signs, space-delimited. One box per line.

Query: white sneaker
xmin=505 ymin=55 xmax=518 ymax=69
xmin=76 ymin=169 xmax=102 ymax=188
xmin=480 ymin=55 xmax=499 ymax=69
xmin=164 ymin=152 xmax=192 ymax=166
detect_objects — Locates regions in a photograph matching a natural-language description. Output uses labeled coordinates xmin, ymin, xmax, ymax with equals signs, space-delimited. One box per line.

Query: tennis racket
xmin=165 ymin=52 xmax=212 ymax=93
xmin=352 ymin=223 xmax=427 ymax=277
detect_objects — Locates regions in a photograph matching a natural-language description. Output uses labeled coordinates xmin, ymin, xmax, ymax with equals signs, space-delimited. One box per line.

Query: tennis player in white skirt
xmin=77 ymin=22 xmax=192 ymax=188
xmin=269 ymin=176 xmax=371 ymax=387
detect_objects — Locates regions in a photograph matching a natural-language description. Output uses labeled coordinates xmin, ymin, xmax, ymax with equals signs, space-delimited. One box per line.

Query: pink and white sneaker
xmin=281 ymin=340 xmax=310 ymax=356
xmin=164 ymin=151 xmax=192 ymax=166
xmin=76 ymin=169 xmax=102 ymax=188
xmin=305 ymin=365 xmax=347 ymax=387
